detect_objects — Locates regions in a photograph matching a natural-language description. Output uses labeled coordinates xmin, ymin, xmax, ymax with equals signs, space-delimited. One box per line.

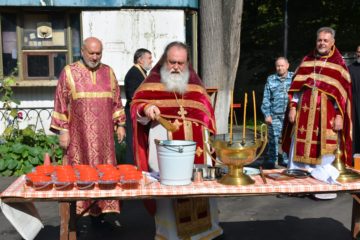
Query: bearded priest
xmin=131 ymin=41 xmax=223 ymax=239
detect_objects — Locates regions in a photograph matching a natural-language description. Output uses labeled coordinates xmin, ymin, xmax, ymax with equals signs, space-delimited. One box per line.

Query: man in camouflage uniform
xmin=261 ymin=57 xmax=293 ymax=169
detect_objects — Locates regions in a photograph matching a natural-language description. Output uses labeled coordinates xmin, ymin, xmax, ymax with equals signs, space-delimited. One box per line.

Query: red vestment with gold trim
xmin=50 ymin=61 xmax=125 ymax=215
xmin=130 ymin=64 xmax=221 ymax=238
xmin=130 ymin=64 xmax=216 ymax=172
xmin=282 ymin=47 xmax=353 ymax=166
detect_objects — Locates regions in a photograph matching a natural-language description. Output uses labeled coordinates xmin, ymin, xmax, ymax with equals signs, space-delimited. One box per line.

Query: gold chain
xmin=313 ymin=57 xmax=328 ymax=90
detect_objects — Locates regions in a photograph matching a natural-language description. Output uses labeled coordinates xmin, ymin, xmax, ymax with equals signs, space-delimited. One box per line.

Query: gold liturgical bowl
xmin=209 ymin=124 xmax=268 ymax=186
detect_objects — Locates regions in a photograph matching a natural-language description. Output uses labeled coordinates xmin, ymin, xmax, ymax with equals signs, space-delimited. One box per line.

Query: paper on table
xmin=290 ymin=154 xmax=340 ymax=185
xmin=0 ymin=199 xmax=44 ymax=240
xmin=310 ymin=164 xmax=340 ymax=185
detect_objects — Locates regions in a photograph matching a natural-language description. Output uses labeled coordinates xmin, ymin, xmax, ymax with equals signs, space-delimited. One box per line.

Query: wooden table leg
xmin=59 ymin=201 xmax=77 ymax=240
xmin=351 ymin=194 xmax=360 ymax=239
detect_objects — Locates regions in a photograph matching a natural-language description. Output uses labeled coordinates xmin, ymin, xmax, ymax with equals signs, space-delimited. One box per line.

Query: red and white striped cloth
xmin=2 ymin=170 xmax=360 ymax=200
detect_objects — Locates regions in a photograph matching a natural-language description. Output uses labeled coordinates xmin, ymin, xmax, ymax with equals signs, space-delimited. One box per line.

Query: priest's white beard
xmin=82 ymin=58 xmax=100 ymax=69
xmin=160 ymin=65 xmax=190 ymax=94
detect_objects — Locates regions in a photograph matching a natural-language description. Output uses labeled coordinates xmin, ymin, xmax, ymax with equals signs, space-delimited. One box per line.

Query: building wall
xmin=0 ymin=0 xmax=198 ymax=8
xmin=82 ymin=9 xmax=185 ymax=83
xmin=1 ymin=9 xmax=187 ymax=134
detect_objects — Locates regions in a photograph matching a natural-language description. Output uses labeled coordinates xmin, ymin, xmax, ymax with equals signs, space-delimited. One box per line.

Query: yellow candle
xmin=242 ymin=93 xmax=247 ymax=142
xmin=252 ymin=90 xmax=257 ymax=139
xmin=229 ymin=90 xmax=234 ymax=143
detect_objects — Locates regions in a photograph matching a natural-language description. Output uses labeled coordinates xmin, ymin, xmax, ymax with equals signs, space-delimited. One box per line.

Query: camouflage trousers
xmin=266 ymin=115 xmax=288 ymax=165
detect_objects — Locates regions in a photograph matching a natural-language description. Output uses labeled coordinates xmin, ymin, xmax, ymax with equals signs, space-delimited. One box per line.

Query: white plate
xmin=243 ymin=167 xmax=260 ymax=175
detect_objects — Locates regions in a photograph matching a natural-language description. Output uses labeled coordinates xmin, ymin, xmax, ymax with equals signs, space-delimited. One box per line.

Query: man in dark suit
xmin=349 ymin=45 xmax=360 ymax=155
xmin=124 ymin=48 xmax=152 ymax=164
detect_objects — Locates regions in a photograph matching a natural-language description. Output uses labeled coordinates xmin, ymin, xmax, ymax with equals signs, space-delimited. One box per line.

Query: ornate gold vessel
xmin=332 ymin=136 xmax=360 ymax=182
xmin=208 ymin=124 xmax=268 ymax=186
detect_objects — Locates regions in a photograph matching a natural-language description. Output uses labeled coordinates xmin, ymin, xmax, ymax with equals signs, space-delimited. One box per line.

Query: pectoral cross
xmin=178 ymin=105 xmax=188 ymax=120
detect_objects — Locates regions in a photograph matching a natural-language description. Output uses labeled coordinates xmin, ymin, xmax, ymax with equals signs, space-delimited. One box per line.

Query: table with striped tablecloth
xmin=2 ymin=169 xmax=360 ymax=240
xmin=2 ymin=169 xmax=360 ymax=200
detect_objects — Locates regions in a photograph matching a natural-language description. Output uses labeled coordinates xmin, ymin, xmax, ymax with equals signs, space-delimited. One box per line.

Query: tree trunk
xmin=199 ymin=0 xmax=243 ymax=134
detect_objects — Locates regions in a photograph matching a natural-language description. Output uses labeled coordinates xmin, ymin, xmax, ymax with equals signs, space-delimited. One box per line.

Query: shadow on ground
xmin=218 ymin=216 xmax=351 ymax=240
xmin=33 ymin=214 xmax=352 ymax=240
xmin=34 ymin=199 xmax=352 ymax=240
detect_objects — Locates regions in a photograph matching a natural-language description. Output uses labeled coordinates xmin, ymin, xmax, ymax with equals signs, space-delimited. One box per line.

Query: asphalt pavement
xmin=0 ymin=175 xmax=355 ymax=240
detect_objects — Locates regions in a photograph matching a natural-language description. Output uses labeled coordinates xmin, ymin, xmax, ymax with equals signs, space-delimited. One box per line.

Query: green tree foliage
xmin=0 ymin=72 xmax=62 ymax=176
xmin=236 ymin=0 xmax=360 ymax=122
xmin=239 ymin=0 xmax=360 ymax=85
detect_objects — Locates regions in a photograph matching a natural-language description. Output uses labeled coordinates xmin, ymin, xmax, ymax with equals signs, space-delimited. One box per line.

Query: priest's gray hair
xmin=159 ymin=41 xmax=191 ymax=66
xmin=133 ymin=48 xmax=151 ymax=64
xmin=317 ymin=27 xmax=336 ymax=39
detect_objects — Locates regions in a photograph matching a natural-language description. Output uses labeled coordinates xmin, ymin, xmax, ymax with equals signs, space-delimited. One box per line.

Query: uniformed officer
xmin=261 ymin=57 xmax=293 ymax=169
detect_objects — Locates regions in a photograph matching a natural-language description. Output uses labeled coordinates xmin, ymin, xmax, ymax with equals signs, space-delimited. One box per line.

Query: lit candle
xmin=252 ymin=90 xmax=257 ymax=139
xmin=229 ymin=90 xmax=234 ymax=144
xmin=242 ymin=92 xmax=247 ymax=143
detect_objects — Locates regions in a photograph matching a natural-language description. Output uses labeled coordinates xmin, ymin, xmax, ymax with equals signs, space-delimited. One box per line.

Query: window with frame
xmin=0 ymin=11 xmax=81 ymax=84
xmin=1 ymin=13 xmax=18 ymax=77
xmin=22 ymin=13 xmax=67 ymax=80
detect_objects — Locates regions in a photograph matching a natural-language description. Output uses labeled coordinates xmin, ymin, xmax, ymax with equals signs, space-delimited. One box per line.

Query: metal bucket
xmin=155 ymin=139 xmax=196 ymax=186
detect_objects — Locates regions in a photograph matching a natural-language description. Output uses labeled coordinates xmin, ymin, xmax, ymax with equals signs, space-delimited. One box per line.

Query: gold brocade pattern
xmin=294 ymin=74 xmax=348 ymax=98
xmin=174 ymin=198 xmax=212 ymax=239
xmin=285 ymin=46 xmax=353 ymax=166
xmin=136 ymin=83 xmax=212 ymax=103
xmin=304 ymin=88 xmax=317 ymax=159
xmin=184 ymin=120 xmax=193 ymax=141
xmin=320 ymin=93 xmax=328 ymax=156
xmin=133 ymin=99 xmax=213 ymax=122
xmin=138 ymin=82 xmax=207 ymax=94
xmin=302 ymin=103 xmax=309 ymax=113
xmin=51 ymin=111 xmax=68 ymax=122
xmin=49 ymin=124 xmax=66 ymax=132
xmin=65 ymin=63 xmax=115 ymax=100
xmin=51 ymin=62 xmax=125 ymax=215
xmin=293 ymin=89 xmax=338 ymax=165
xmin=91 ymin=71 xmax=96 ymax=84
xmin=112 ymin=109 xmax=125 ymax=119
xmin=72 ymin=92 xmax=113 ymax=99
xmin=134 ymin=64 xmax=147 ymax=78
xmin=300 ymin=60 xmax=351 ymax=82
xmin=196 ymin=146 xmax=204 ymax=157
xmin=299 ymin=126 xmax=306 ymax=134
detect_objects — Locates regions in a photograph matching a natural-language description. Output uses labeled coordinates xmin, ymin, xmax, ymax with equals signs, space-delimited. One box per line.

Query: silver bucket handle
xmin=155 ymin=139 xmax=194 ymax=153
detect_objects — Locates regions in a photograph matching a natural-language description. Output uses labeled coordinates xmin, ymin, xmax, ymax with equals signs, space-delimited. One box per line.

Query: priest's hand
xmin=144 ymin=104 xmax=161 ymax=120
xmin=333 ymin=115 xmax=343 ymax=131
xmin=116 ymin=126 xmax=126 ymax=143
xmin=59 ymin=131 xmax=70 ymax=149
xmin=288 ymin=108 xmax=297 ymax=123
xmin=265 ymin=116 xmax=272 ymax=124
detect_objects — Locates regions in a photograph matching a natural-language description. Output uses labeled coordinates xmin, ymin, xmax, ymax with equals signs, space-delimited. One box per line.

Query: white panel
xmin=82 ymin=10 xmax=186 ymax=84
xmin=0 ymin=10 xmax=186 ymax=135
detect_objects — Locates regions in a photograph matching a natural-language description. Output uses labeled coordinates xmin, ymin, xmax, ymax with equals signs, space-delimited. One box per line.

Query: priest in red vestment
xmin=282 ymin=27 xmax=352 ymax=186
xmin=50 ymin=37 xmax=126 ymax=217
xmin=131 ymin=41 xmax=222 ymax=239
